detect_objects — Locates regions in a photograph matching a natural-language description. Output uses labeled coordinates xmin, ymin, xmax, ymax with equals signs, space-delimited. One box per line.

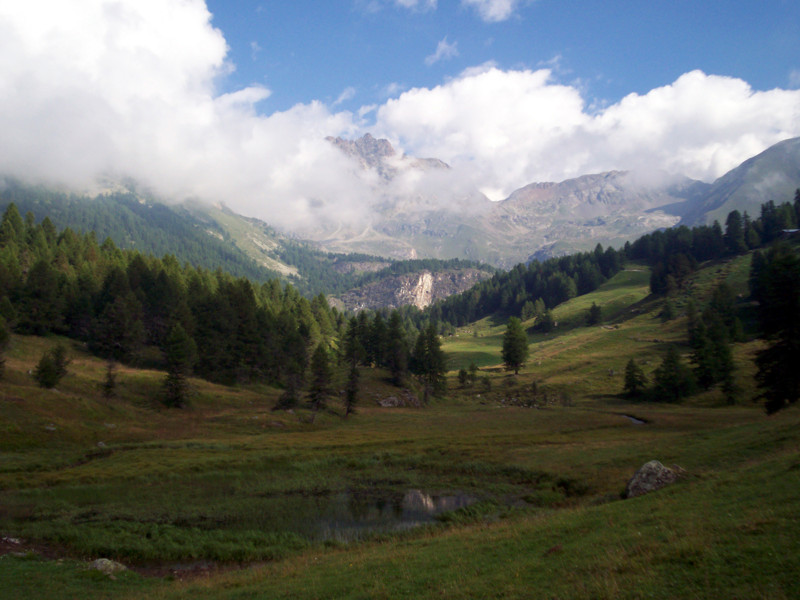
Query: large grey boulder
xmin=625 ymin=460 xmax=679 ymax=498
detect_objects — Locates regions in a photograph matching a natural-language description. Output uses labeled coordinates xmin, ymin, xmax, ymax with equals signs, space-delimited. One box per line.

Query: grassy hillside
xmin=1 ymin=254 xmax=798 ymax=599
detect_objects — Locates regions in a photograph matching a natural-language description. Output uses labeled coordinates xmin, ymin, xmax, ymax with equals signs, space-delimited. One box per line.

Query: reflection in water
xmin=310 ymin=489 xmax=476 ymax=542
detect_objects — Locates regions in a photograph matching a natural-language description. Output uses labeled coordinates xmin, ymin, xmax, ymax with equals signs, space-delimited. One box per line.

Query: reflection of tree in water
xmin=347 ymin=492 xmax=372 ymax=521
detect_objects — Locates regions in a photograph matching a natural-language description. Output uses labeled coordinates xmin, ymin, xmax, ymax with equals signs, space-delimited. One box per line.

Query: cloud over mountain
xmin=0 ymin=0 xmax=799 ymax=228
xmin=375 ymin=67 xmax=800 ymax=199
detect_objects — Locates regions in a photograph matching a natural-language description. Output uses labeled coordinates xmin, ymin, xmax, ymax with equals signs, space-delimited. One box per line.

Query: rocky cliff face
xmin=337 ymin=268 xmax=491 ymax=311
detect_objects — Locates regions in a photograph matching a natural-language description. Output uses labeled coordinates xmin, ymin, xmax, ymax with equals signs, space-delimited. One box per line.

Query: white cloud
xmin=334 ymin=87 xmax=357 ymax=106
xmin=0 ymin=0 xmax=375 ymax=229
xmin=250 ymin=40 xmax=262 ymax=60
xmin=375 ymin=68 xmax=800 ymax=199
xmin=424 ymin=37 xmax=459 ymax=66
xmin=461 ymin=0 xmax=521 ymax=22
xmin=381 ymin=82 xmax=407 ymax=98
xmin=394 ymin=0 xmax=437 ymax=10
xmin=359 ymin=0 xmax=436 ymax=13
xmin=1 ymin=0 xmax=799 ymax=234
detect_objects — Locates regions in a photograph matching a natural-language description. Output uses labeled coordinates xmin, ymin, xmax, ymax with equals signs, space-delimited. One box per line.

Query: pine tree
xmin=652 ymin=347 xmax=695 ymax=402
xmin=368 ymin=312 xmax=388 ymax=367
xmin=724 ymin=210 xmax=747 ymax=254
xmin=344 ymin=361 xmax=359 ymax=418
xmin=623 ymin=358 xmax=647 ymax=397
xmin=410 ymin=322 xmax=447 ymax=403
xmin=586 ymin=302 xmax=602 ymax=325
xmin=102 ymin=360 xmax=117 ymax=399
xmin=308 ymin=344 xmax=333 ymax=422
xmin=385 ymin=310 xmax=408 ymax=386
xmin=501 ymin=317 xmax=529 ymax=374
xmin=343 ymin=316 xmax=366 ymax=368
xmin=162 ymin=323 xmax=197 ymax=408
xmin=753 ymin=243 xmax=800 ymax=413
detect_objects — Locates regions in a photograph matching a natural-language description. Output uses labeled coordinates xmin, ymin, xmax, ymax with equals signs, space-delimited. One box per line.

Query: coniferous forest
xmin=1 ymin=190 xmax=799 ymax=413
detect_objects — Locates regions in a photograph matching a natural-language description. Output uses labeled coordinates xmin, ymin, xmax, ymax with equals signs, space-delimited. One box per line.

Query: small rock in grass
xmin=89 ymin=558 xmax=128 ymax=575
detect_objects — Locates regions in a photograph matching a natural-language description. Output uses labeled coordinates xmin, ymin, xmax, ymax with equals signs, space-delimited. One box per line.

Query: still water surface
xmin=268 ymin=489 xmax=477 ymax=542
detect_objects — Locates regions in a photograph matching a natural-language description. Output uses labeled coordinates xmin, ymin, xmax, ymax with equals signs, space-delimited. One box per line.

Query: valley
xmin=0 ymin=139 xmax=799 ymax=599
xmin=1 ymin=246 xmax=799 ymax=598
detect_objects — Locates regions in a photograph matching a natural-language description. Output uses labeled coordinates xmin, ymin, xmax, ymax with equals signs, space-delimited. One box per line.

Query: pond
xmin=256 ymin=489 xmax=478 ymax=542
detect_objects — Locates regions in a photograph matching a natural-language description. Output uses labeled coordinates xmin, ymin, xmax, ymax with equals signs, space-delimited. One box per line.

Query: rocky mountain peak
xmin=326 ymin=133 xmax=449 ymax=181
xmin=326 ymin=133 xmax=396 ymax=170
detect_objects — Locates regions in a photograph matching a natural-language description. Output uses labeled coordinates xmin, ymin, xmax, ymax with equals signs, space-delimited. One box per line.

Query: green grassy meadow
xmin=1 ymin=255 xmax=799 ymax=599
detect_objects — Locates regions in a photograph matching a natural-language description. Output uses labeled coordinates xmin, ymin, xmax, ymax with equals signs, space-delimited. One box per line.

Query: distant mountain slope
xmin=317 ymin=135 xmax=800 ymax=265
xmin=680 ymin=136 xmax=800 ymax=225
xmin=487 ymin=170 xmax=708 ymax=263
xmin=0 ymin=179 xmax=496 ymax=306
xmin=316 ymin=135 xmax=713 ymax=266
xmin=0 ymin=179 xmax=283 ymax=282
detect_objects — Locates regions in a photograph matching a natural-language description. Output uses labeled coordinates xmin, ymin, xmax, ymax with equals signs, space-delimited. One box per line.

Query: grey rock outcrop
xmin=338 ymin=268 xmax=492 ymax=311
xmin=625 ymin=460 xmax=679 ymax=498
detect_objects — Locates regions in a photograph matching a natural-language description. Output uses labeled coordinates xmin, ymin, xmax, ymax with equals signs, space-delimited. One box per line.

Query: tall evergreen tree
xmin=724 ymin=210 xmax=747 ymax=255
xmin=162 ymin=323 xmax=197 ymax=408
xmin=410 ymin=322 xmax=447 ymax=403
xmin=623 ymin=358 xmax=647 ymax=398
xmin=308 ymin=344 xmax=333 ymax=422
xmin=385 ymin=310 xmax=408 ymax=386
xmin=343 ymin=316 xmax=366 ymax=367
xmin=652 ymin=347 xmax=695 ymax=402
xmin=91 ymin=292 xmax=146 ymax=363
xmin=501 ymin=317 xmax=529 ymax=374
xmin=586 ymin=302 xmax=602 ymax=325
xmin=102 ymin=360 xmax=118 ymax=399
xmin=752 ymin=243 xmax=800 ymax=413
xmin=344 ymin=361 xmax=359 ymax=418
xmin=368 ymin=312 xmax=388 ymax=367
xmin=20 ymin=258 xmax=63 ymax=334
xmin=0 ymin=203 xmax=25 ymax=246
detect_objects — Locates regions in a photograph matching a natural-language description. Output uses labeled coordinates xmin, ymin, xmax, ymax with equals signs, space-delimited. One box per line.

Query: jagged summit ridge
xmin=326 ymin=133 xmax=449 ymax=180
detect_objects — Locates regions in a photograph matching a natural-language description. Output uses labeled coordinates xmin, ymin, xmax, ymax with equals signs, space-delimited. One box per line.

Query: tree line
xmin=426 ymin=244 xmax=624 ymax=327
xmin=0 ymin=202 xmax=449 ymax=409
xmin=624 ymin=191 xmax=800 ymax=412
xmin=628 ymin=194 xmax=800 ymax=295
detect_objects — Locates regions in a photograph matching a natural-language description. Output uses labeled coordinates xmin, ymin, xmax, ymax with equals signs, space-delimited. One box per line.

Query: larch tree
xmin=162 ymin=323 xmax=197 ymax=408
xmin=308 ymin=344 xmax=333 ymax=422
xmin=501 ymin=317 xmax=529 ymax=375
xmin=623 ymin=358 xmax=647 ymax=398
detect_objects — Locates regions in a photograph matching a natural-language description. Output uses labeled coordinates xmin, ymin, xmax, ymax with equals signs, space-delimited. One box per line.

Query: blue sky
xmin=1 ymin=0 xmax=799 ymax=227
xmin=206 ymin=0 xmax=800 ymax=114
